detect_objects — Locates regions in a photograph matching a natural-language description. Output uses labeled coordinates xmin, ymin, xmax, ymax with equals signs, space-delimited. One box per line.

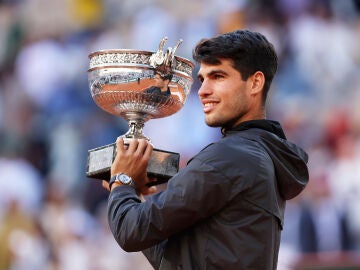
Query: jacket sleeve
xmin=107 ymin=144 xmax=244 ymax=251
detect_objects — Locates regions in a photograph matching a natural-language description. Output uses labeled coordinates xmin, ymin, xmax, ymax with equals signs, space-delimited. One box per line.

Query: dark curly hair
xmin=193 ymin=30 xmax=278 ymax=103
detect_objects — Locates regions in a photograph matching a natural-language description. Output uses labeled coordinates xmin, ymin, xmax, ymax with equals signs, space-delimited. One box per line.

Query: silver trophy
xmin=86 ymin=37 xmax=194 ymax=184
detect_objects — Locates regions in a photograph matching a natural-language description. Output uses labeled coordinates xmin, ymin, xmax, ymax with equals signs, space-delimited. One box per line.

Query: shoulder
xmin=196 ymin=134 xmax=269 ymax=165
xmin=188 ymin=136 xmax=270 ymax=183
xmin=183 ymin=133 xmax=273 ymax=195
xmin=144 ymin=86 xmax=161 ymax=94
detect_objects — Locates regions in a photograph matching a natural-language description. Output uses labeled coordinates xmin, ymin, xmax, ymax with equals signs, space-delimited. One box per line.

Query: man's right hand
xmin=101 ymin=137 xmax=158 ymax=196
xmin=111 ymin=137 xmax=152 ymax=185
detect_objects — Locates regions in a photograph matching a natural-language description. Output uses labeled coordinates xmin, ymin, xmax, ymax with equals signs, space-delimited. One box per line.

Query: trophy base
xmin=86 ymin=143 xmax=179 ymax=186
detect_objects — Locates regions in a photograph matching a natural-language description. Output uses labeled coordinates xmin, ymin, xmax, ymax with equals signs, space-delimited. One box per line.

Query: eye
xmin=210 ymin=71 xmax=227 ymax=80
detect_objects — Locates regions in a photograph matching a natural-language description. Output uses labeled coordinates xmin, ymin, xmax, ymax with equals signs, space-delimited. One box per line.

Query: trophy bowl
xmin=86 ymin=38 xmax=195 ymax=183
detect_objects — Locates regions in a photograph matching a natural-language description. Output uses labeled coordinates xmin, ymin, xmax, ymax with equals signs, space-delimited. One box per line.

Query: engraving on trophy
xmin=86 ymin=37 xmax=194 ymax=182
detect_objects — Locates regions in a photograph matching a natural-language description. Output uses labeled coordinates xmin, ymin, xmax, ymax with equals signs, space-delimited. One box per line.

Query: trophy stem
xmin=123 ymin=119 xmax=149 ymax=141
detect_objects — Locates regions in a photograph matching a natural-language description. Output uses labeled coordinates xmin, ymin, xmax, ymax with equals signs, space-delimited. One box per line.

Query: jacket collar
xmin=223 ymin=119 xmax=287 ymax=140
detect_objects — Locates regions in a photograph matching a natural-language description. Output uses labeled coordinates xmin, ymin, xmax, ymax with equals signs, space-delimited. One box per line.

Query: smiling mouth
xmin=203 ymin=102 xmax=217 ymax=113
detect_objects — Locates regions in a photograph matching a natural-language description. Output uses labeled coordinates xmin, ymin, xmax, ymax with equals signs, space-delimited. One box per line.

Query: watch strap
xmin=109 ymin=174 xmax=118 ymax=186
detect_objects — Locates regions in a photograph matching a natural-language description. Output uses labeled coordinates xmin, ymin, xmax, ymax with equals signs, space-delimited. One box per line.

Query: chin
xmin=205 ymin=119 xmax=222 ymax=128
xmin=206 ymin=117 xmax=237 ymax=129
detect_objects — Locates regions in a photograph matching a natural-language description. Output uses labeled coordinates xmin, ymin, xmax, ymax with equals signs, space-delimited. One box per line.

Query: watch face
xmin=118 ymin=174 xmax=132 ymax=185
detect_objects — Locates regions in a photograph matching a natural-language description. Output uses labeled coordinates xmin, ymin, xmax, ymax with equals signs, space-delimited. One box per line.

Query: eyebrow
xmin=197 ymin=69 xmax=228 ymax=80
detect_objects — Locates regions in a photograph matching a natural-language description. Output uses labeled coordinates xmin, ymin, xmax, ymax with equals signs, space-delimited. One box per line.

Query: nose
xmin=197 ymin=80 xmax=212 ymax=98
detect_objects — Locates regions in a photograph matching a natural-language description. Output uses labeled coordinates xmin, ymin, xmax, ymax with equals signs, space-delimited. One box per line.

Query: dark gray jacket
xmin=107 ymin=120 xmax=309 ymax=269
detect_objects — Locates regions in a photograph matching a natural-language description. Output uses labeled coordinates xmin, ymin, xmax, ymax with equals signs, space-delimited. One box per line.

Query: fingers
xmin=143 ymin=140 xmax=153 ymax=159
xmin=119 ymin=137 xmax=145 ymax=154
xmin=102 ymin=180 xmax=110 ymax=191
xmin=116 ymin=137 xmax=151 ymax=155
xmin=116 ymin=137 xmax=126 ymax=152
xmin=137 ymin=185 xmax=157 ymax=196
xmin=127 ymin=138 xmax=152 ymax=156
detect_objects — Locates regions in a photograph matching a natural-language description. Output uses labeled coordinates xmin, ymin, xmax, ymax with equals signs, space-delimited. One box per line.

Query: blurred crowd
xmin=1 ymin=0 xmax=360 ymax=269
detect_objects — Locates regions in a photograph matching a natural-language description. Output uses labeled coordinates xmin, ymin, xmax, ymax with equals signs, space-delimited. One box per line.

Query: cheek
xmin=225 ymin=89 xmax=249 ymax=114
xmin=224 ymin=81 xmax=246 ymax=100
xmin=228 ymin=98 xmax=243 ymax=114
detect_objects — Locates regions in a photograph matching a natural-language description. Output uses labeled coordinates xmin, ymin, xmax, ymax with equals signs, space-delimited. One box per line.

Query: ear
xmin=249 ymin=71 xmax=265 ymax=96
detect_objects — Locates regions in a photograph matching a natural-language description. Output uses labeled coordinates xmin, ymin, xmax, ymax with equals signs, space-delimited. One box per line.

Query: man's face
xmin=154 ymin=74 xmax=165 ymax=87
xmin=197 ymin=59 xmax=253 ymax=128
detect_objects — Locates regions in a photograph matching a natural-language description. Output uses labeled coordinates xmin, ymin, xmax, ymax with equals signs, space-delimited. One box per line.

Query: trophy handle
xmin=150 ymin=37 xmax=183 ymax=77
xmin=165 ymin=38 xmax=183 ymax=67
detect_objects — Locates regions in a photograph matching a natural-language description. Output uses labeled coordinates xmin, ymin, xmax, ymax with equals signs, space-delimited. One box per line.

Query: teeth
xmin=204 ymin=103 xmax=215 ymax=107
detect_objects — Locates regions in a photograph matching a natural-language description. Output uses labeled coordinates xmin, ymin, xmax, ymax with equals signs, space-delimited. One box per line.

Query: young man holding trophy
xmin=102 ymin=30 xmax=309 ymax=269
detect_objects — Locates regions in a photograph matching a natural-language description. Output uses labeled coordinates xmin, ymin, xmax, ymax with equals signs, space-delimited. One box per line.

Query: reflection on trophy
xmin=86 ymin=37 xmax=194 ymax=184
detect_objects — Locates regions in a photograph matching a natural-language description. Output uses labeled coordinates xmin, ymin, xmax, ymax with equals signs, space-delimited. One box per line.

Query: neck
xmin=233 ymin=109 xmax=266 ymax=128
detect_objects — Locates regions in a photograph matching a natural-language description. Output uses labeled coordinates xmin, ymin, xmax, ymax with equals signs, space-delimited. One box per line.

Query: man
xmin=143 ymin=73 xmax=172 ymax=97
xmin=103 ymin=30 xmax=309 ymax=269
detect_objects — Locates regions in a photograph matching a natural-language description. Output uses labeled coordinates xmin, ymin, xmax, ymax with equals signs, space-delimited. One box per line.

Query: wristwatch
xmin=109 ymin=173 xmax=134 ymax=189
